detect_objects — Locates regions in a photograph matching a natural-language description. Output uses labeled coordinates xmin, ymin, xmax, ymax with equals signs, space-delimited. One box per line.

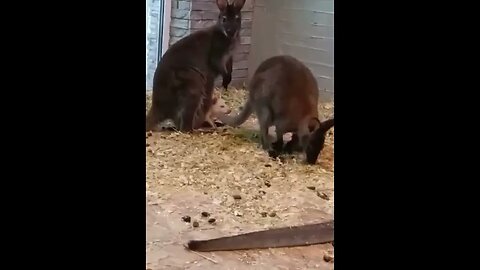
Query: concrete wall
xmin=248 ymin=0 xmax=334 ymax=102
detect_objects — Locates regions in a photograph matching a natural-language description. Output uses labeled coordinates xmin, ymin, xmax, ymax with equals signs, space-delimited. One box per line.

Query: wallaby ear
xmin=233 ymin=0 xmax=246 ymax=11
xmin=319 ymin=118 xmax=335 ymax=132
xmin=216 ymin=0 xmax=228 ymax=11
xmin=308 ymin=117 xmax=321 ymax=132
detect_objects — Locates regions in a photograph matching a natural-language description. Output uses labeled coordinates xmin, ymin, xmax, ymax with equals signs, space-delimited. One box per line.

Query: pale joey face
xmin=211 ymin=97 xmax=232 ymax=116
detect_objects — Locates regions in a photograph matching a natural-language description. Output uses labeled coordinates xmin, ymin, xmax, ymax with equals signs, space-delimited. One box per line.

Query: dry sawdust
xmin=146 ymin=86 xmax=334 ymax=225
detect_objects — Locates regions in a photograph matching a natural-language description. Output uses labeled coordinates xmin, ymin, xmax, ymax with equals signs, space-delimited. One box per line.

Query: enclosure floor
xmin=146 ymin=88 xmax=334 ymax=270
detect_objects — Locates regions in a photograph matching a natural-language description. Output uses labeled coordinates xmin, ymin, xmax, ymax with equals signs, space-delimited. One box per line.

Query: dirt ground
xmin=146 ymin=88 xmax=334 ymax=270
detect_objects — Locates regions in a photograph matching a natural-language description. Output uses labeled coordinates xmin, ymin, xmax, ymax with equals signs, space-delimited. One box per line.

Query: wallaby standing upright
xmin=219 ymin=55 xmax=325 ymax=161
xmin=145 ymin=0 xmax=246 ymax=132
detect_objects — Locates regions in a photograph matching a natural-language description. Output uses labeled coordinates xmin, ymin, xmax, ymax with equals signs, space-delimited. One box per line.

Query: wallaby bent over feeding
xmin=219 ymin=55 xmax=325 ymax=162
xmin=145 ymin=0 xmax=246 ymax=132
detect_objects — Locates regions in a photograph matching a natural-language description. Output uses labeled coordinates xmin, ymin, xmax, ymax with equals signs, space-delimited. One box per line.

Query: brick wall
xmin=169 ymin=0 xmax=254 ymax=88
xmin=170 ymin=0 xmax=192 ymax=45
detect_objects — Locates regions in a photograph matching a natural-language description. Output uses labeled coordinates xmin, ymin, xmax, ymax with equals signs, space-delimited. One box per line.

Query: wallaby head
xmin=216 ymin=0 xmax=246 ymax=38
xmin=305 ymin=118 xmax=334 ymax=164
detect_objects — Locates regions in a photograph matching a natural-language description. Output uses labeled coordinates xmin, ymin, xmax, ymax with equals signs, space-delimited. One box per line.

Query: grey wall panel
xmin=249 ymin=0 xmax=334 ymax=102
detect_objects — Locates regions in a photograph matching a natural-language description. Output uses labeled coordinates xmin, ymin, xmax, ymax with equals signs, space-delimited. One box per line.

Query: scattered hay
xmin=146 ymin=87 xmax=334 ymax=228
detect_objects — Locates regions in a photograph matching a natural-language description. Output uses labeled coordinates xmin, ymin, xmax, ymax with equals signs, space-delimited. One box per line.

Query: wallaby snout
xmin=225 ymin=28 xmax=237 ymax=37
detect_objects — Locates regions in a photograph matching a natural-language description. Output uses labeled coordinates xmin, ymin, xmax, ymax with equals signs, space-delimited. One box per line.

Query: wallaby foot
xmin=268 ymin=150 xmax=286 ymax=163
xmin=162 ymin=126 xmax=178 ymax=132
xmin=214 ymin=120 xmax=226 ymax=127
xmin=260 ymin=132 xmax=271 ymax=150
xmin=206 ymin=119 xmax=217 ymax=130
xmin=267 ymin=149 xmax=280 ymax=159
xmin=284 ymin=133 xmax=303 ymax=154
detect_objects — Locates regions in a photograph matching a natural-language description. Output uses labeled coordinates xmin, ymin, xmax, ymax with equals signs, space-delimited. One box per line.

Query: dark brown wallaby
xmin=218 ymin=55 xmax=323 ymax=160
xmin=305 ymin=118 xmax=334 ymax=164
xmin=186 ymin=220 xmax=334 ymax=252
xmin=145 ymin=0 xmax=246 ymax=132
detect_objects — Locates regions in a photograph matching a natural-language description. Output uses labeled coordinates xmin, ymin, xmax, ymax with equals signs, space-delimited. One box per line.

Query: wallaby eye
xmin=222 ymin=16 xmax=227 ymax=22
xmin=235 ymin=15 xmax=240 ymax=20
xmin=220 ymin=105 xmax=225 ymax=108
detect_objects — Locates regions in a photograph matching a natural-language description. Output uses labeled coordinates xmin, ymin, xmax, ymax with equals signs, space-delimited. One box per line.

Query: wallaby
xmin=218 ymin=55 xmax=323 ymax=160
xmin=198 ymin=90 xmax=232 ymax=129
xmin=187 ymin=220 xmax=334 ymax=252
xmin=305 ymin=118 xmax=334 ymax=164
xmin=145 ymin=0 xmax=246 ymax=132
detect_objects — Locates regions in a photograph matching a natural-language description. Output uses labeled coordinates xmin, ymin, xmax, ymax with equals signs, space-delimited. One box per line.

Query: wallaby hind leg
xmin=271 ymin=126 xmax=286 ymax=154
xmin=174 ymin=93 xmax=203 ymax=132
xmin=267 ymin=128 xmax=287 ymax=159
xmin=256 ymin=106 xmax=273 ymax=150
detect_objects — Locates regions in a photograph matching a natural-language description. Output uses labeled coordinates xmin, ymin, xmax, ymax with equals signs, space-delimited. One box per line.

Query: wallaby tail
xmin=218 ymin=98 xmax=253 ymax=127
